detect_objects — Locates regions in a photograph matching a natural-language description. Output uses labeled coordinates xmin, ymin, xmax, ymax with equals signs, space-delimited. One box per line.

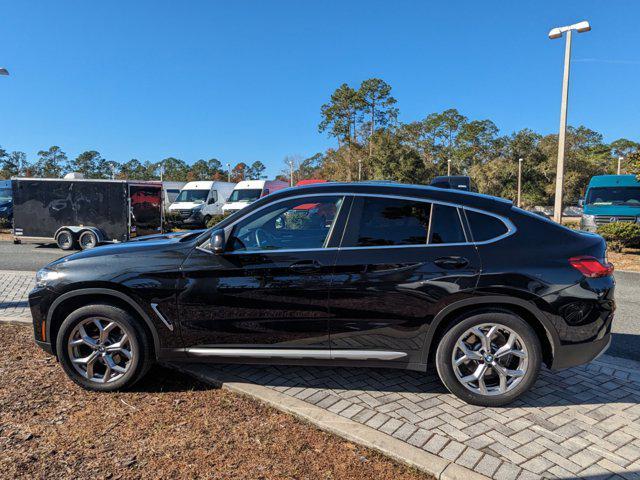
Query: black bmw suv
xmin=29 ymin=182 xmax=615 ymax=406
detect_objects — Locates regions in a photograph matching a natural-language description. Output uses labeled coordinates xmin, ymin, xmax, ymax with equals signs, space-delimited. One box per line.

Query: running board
xmin=185 ymin=348 xmax=407 ymax=361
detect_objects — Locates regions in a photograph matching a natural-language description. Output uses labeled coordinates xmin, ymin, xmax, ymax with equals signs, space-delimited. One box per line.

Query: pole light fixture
xmin=0 ymin=68 xmax=9 ymax=76
xmin=517 ymin=158 xmax=523 ymax=208
xmin=617 ymin=156 xmax=623 ymax=175
xmin=548 ymin=20 xmax=591 ymax=224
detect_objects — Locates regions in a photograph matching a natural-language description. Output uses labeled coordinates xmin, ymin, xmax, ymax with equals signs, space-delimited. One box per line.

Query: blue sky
xmin=1 ymin=1 xmax=639 ymax=178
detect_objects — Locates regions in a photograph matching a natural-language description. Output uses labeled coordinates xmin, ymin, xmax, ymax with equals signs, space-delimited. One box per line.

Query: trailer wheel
xmin=56 ymin=230 xmax=76 ymax=250
xmin=79 ymin=230 xmax=98 ymax=250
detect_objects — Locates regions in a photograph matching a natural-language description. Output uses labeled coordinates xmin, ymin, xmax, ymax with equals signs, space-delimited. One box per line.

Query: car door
xmin=178 ymin=194 xmax=349 ymax=356
xmin=328 ymin=195 xmax=481 ymax=366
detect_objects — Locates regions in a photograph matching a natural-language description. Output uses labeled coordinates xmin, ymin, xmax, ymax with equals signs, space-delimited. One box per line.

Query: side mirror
xmin=209 ymin=229 xmax=226 ymax=254
xmin=207 ymin=197 xmax=216 ymax=205
xmin=578 ymin=198 xmax=585 ymax=207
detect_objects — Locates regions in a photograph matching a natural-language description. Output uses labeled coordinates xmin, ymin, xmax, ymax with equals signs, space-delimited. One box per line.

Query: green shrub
xmin=206 ymin=214 xmax=228 ymax=229
xmin=597 ymin=222 xmax=640 ymax=252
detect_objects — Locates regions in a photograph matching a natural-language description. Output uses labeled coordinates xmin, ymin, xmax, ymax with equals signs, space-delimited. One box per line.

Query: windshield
xmin=586 ymin=187 xmax=640 ymax=206
xmin=228 ymin=189 xmax=262 ymax=203
xmin=175 ymin=189 xmax=209 ymax=203
xmin=0 ymin=188 xmax=10 ymax=203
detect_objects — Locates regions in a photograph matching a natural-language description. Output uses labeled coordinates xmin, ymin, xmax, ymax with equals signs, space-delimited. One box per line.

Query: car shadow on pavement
xmin=185 ymin=360 xmax=640 ymax=409
xmin=131 ymin=364 xmax=216 ymax=394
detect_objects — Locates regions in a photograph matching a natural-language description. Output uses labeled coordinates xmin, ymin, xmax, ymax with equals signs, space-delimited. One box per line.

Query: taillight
xmin=569 ymin=256 xmax=614 ymax=278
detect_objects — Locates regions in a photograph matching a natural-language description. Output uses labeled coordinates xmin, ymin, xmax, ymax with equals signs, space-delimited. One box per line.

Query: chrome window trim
xmin=150 ymin=303 xmax=174 ymax=331
xmin=195 ymin=191 xmax=515 ymax=254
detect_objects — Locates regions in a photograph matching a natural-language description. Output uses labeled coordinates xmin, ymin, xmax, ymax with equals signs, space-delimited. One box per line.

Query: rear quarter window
xmin=466 ymin=210 xmax=508 ymax=242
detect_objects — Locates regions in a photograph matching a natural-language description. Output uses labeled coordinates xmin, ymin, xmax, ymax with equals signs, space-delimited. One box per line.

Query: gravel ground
xmin=0 ymin=324 xmax=429 ymax=480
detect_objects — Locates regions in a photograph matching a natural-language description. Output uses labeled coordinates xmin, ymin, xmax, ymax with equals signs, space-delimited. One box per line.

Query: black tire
xmin=202 ymin=215 xmax=211 ymax=227
xmin=56 ymin=230 xmax=76 ymax=250
xmin=56 ymin=304 xmax=153 ymax=392
xmin=78 ymin=230 xmax=98 ymax=250
xmin=435 ymin=311 xmax=542 ymax=407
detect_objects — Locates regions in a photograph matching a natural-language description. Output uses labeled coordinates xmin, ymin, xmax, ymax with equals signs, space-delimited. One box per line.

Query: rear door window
xmin=342 ymin=197 xmax=431 ymax=247
xmin=466 ymin=210 xmax=508 ymax=242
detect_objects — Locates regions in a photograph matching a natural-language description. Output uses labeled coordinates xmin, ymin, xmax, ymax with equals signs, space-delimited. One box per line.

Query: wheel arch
xmin=46 ymin=288 xmax=160 ymax=359
xmin=424 ymin=296 xmax=558 ymax=368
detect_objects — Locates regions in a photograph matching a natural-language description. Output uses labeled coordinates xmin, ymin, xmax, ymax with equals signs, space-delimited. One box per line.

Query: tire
xmin=202 ymin=215 xmax=211 ymax=228
xmin=56 ymin=230 xmax=76 ymax=250
xmin=78 ymin=230 xmax=98 ymax=250
xmin=435 ymin=311 xmax=541 ymax=407
xmin=56 ymin=304 xmax=153 ymax=392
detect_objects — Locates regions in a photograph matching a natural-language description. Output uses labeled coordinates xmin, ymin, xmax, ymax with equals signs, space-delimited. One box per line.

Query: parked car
xmin=0 ymin=179 xmax=12 ymax=223
xmin=29 ymin=182 xmax=614 ymax=406
xmin=12 ymin=178 xmax=163 ymax=250
xmin=430 ymin=175 xmax=477 ymax=192
xmin=167 ymin=181 xmax=236 ymax=227
xmin=580 ymin=174 xmax=640 ymax=232
xmin=221 ymin=179 xmax=289 ymax=215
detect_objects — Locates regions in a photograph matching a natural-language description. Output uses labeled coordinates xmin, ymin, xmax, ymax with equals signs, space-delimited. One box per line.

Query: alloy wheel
xmin=67 ymin=317 xmax=135 ymax=384
xmin=451 ymin=322 xmax=529 ymax=396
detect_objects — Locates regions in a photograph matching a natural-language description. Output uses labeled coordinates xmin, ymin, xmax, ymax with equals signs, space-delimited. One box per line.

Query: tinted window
xmin=466 ymin=210 xmax=508 ymax=242
xmin=229 ymin=196 xmax=343 ymax=252
xmin=346 ymin=197 xmax=431 ymax=247
xmin=430 ymin=204 xmax=466 ymax=244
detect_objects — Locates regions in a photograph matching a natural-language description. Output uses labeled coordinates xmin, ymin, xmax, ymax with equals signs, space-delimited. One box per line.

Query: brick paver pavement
xmin=0 ymin=270 xmax=34 ymax=319
xmin=187 ymin=357 xmax=640 ymax=480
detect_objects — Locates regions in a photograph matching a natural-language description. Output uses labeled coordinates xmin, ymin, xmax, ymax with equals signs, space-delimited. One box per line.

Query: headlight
xmin=582 ymin=214 xmax=596 ymax=227
xmin=35 ymin=269 xmax=63 ymax=287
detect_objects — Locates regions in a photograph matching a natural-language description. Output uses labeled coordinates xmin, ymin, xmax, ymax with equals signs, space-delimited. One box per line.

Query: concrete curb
xmin=0 ymin=316 xmax=30 ymax=325
xmin=177 ymin=363 xmax=490 ymax=480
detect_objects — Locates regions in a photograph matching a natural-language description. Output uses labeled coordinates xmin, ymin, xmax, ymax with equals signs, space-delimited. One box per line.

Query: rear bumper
xmin=550 ymin=333 xmax=611 ymax=370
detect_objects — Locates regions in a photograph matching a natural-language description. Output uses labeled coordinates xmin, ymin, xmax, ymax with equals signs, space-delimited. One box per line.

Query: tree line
xmin=297 ymin=78 xmax=639 ymax=206
xmin=2 ymin=77 xmax=639 ymax=206
xmin=0 ymin=147 xmax=267 ymax=183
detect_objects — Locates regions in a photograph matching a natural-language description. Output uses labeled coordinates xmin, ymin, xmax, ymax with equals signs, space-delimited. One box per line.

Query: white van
xmin=222 ymin=179 xmax=289 ymax=215
xmin=162 ymin=181 xmax=186 ymax=213
xmin=168 ymin=180 xmax=236 ymax=226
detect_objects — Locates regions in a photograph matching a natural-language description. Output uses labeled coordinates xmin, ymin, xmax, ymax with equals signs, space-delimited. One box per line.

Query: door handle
xmin=289 ymin=260 xmax=323 ymax=272
xmin=434 ymin=256 xmax=469 ymax=269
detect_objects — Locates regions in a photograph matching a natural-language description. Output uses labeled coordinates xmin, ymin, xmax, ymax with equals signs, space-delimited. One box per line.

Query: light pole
xmin=358 ymin=158 xmax=362 ymax=181
xmin=517 ymin=158 xmax=523 ymax=207
xmin=289 ymin=159 xmax=294 ymax=186
xmin=617 ymin=156 xmax=623 ymax=175
xmin=226 ymin=163 xmax=231 ymax=182
xmin=447 ymin=159 xmax=451 ymax=176
xmin=0 ymin=68 xmax=9 ymax=76
xmin=549 ymin=20 xmax=591 ymax=224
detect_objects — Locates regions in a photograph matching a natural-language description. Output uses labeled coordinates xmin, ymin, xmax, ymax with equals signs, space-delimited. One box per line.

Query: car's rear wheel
xmin=56 ymin=304 xmax=153 ymax=391
xmin=202 ymin=215 xmax=211 ymax=227
xmin=435 ymin=311 xmax=541 ymax=407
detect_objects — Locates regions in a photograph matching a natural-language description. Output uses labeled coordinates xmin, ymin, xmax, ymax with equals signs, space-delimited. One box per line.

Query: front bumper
xmin=28 ymin=285 xmax=56 ymax=356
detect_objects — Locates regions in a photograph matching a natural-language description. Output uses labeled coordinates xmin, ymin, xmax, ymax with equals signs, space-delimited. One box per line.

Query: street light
xmin=289 ymin=159 xmax=294 ymax=187
xmin=226 ymin=163 xmax=231 ymax=183
xmin=0 ymin=68 xmax=9 ymax=76
xmin=517 ymin=158 xmax=523 ymax=208
xmin=617 ymin=156 xmax=623 ymax=175
xmin=549 ymin=20 xmax=591 ymax=224
xmin=447 ymin=159 xmax=451 ymax=176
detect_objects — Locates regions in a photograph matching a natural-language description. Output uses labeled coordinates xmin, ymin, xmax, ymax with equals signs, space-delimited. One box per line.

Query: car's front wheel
xmin=435 ymin=311 xmax=541 ymax=407
xmin=56 ymin=304 xmax=153 ymax=391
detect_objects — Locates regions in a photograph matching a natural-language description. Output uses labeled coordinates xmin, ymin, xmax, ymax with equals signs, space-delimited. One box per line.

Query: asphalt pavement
xmin=0 ymin=241 xmax=638 ymax=360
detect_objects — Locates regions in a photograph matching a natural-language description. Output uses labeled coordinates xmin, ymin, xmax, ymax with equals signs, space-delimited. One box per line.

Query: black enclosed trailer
xmin=12 ymin=178 xmax=163 ymax=250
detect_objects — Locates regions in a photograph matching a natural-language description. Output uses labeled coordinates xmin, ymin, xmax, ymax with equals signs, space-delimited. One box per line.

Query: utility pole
xmin=447 ymin=159 xmax=451 ymax=176
xmin=358 ymin=158 xmax=362 ymax=181
xmin=548 ymin=20 xmax=591 ymax=224
xmin=617 ymin=156 xmax=623 ymax=175
xmin=517 ymin=158 xmax=523 ymax=207
xmin=159 ymin=163 xmax=164 ymax=182
xmin=227 ymin=163 xmax=231 ymax=182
